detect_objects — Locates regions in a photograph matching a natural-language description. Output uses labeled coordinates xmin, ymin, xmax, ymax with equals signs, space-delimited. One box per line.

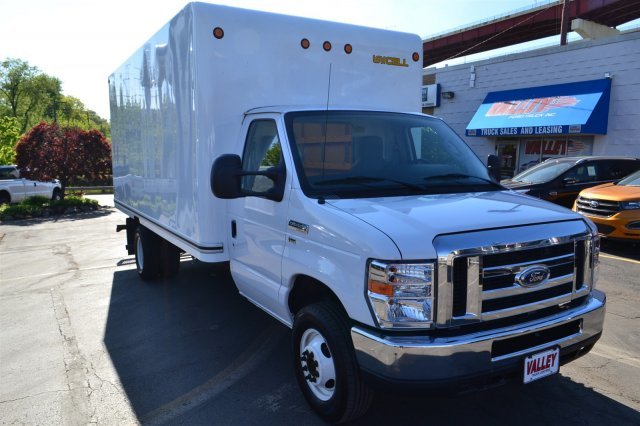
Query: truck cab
xmin=210 ymin=106 xmax=605 ymax=422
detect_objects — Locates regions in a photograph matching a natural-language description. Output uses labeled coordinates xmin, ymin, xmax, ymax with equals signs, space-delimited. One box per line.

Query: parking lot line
xmin=599 ymin=254 xmax=640 ymax=265
xmin=140 ymin=323 xmax=284 ymax=425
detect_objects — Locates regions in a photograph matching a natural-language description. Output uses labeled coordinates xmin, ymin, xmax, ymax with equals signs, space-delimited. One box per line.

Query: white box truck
xmin=109 ymin=3 xmax=605 ymax=422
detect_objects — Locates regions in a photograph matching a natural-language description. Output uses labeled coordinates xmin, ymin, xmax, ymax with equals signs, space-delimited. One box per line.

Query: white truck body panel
xmin=109 ymin=2 xmax=421 ymax=260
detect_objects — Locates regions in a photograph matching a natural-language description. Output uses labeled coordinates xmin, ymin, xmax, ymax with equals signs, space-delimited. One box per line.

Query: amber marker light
xmin=323 ymin=41 xmax=332 ymax=51
xmin=368 ymin=279 xmax=394 ymax=296
xmin=344 ymin=44 xmax=353 ymax=54
xmin=213 ymin=27 xmax=224 ymax=39
xmin=301 ymin=38 xmax=310 ymax=49
xmin=412 ymin=52 xmax=420 ymax=62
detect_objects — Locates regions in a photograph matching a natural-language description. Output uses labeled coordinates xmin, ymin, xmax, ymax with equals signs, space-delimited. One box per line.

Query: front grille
xmin=482 ymin=283 xmax=573 ymax=313
xmin=576 ymin=196 xmax=620 ymax=217
xmin=435 ymin=221 xmax=593 ymax=329
xmin=475 ymin=242 xmax=581 ymax=320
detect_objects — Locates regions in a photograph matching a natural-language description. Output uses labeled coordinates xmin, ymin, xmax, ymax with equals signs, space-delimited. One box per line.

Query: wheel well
xmin=288 ymin=276 xmax=344 ymax=316
xmin=0 ymin=190 xmax=10 ymax=202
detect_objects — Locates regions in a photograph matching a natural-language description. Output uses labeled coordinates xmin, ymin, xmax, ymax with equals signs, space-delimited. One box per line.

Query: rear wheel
xmin=134 ymin=226 xmax=162 ymax=281
xmin=51 ymin=188 xmax=62 ymax=201
xmin=160 ymin=240 xmax=181 ymax=278
xmin=292 ymin=302 xmax=373 ymax=423
xmin=0 ymin=191 xmax=10 ymax=205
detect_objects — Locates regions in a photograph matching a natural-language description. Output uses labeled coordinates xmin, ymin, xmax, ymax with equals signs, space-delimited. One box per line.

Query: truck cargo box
xmin=108 ymin=2 xmax=422 ymax=261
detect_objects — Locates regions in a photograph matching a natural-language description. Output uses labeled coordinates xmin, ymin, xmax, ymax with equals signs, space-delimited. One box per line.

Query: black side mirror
xmin=211 ymin=154 xmax=286 ymax=202
xmin=487 ymin=154 xmax=501 ymax=182
xmin=211 ymin=154 xmax=242 ymax=199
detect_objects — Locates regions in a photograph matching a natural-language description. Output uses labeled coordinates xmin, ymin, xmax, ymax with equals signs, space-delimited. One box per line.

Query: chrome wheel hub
xmin=299 ymin=328 xmax=336 ymax=401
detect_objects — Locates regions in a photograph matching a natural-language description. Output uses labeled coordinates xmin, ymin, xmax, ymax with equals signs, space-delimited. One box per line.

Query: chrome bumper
xmin=351 ymin=291 xmax=605 ymax=383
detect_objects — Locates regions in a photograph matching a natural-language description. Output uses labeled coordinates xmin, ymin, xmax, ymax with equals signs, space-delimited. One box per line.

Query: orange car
xmin=574 ymin=170 xmax=640 ymax=241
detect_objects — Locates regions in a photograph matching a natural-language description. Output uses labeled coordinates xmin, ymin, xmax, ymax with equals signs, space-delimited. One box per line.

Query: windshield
xmin=511 ymin=160 xmax=574 ymax=184
xmin=284 ymin=111 xmax=498 ymax=198
xmin=618 ymin=170 xmax=640 ymax=186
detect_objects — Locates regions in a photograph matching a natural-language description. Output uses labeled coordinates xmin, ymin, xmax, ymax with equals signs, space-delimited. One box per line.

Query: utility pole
xmin=560 ymin=0 xmax=570 ymax=46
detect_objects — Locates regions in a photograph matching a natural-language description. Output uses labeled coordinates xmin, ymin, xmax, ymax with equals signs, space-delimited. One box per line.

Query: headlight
xmin=367 ymin=260 xmax=435 ymax=329
xmin=620 ymin=200 xmax=640 ymax=210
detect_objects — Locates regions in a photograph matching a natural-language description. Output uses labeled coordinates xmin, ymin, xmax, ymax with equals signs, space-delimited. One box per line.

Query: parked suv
xmin=502 ymin=156 xmax=640 ymax=208
xmin=573 ymin=169 xmax=640 ymax=241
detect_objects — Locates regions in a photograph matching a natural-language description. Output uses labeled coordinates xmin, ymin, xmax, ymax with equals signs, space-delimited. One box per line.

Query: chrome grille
xmin=575 ymin=196 xmax=620 ymax=217
xmin=435 ymin=221 xmax=594 ymax=328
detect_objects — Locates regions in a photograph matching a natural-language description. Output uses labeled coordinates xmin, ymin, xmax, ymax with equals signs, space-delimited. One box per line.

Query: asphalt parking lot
xmin=1 ymin=196 xmax=639 ymax=425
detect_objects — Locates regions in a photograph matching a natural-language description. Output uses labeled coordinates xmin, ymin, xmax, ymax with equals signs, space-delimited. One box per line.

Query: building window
xmin=516 ymin=136 xmax=593 ymax=173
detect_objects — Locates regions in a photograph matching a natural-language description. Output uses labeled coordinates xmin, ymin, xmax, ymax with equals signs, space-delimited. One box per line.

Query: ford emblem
xmin=515 ymin=265 xmax=550 ymax=288
xmin=589 ymin=200 xmax=599 ymax=208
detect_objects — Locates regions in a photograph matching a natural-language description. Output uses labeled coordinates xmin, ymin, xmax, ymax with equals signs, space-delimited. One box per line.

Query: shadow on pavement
xmin=104 ymin=259 xmax=640 ymax=425
xmin=600 ymin=239 xmax=640 ymax=261
xmin=103 ymin=259 xmax=289 ymax=422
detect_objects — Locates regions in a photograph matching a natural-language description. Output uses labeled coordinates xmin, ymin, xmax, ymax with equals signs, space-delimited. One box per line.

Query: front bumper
xmin=351 ymin=290 xmax=605 ymax=387
xmin=583 ymin=211 xmax=640 ymax=241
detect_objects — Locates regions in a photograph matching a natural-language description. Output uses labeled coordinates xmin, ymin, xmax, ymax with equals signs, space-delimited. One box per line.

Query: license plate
xmin=523 ymin=347 xmax=560 ymax=384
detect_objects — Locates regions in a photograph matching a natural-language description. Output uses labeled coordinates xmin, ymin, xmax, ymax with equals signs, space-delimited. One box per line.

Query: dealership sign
xmin=466 ymin=79 xmax=611 ymax=137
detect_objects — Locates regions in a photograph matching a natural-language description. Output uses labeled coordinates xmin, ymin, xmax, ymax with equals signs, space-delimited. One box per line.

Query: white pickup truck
xmin=0 ymin=165 xmax=62 ymax=204
xmin=109 ymin=3 xmax=605 ymax=423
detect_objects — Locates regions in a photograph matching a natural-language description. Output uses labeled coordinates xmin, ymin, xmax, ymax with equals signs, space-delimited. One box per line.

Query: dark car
xmin=502 ymin=156 xmax=640 ymax=208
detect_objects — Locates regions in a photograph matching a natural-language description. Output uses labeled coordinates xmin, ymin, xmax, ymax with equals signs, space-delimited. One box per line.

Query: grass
xmin=0 ymin=195 xmax=100 ymax=221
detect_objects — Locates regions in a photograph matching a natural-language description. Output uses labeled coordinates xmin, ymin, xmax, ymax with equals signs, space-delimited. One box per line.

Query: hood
xmin=327 ymin=190 xmax=582 ymax=259
xmin=580 ymin=182 xmax=640 ymax=201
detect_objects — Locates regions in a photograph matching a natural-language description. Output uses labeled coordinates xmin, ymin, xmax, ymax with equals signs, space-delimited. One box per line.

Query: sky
xmin=0 ymin=0 xmax=633 ymax=120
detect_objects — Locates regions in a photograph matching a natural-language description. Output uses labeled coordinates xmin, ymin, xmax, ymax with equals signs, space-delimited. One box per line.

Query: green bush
xmin=0 ymin=203 xmax=42 ymax=218
xmin=0 ymin=195 xmax=99 ymax=221
xmin=20 ymin=195 xmax=51 ymax=206
xmin=52 ymin=195 xmax=98 ymax=208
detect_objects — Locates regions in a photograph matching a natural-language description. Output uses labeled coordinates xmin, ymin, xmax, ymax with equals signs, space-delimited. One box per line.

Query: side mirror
xmin=487 ymin=154 xmax=501 ymax=182
xmin=211 ymin=154 xmax=242 ymax=199
xmin=210 ymin=154 xmax=286 ymax=202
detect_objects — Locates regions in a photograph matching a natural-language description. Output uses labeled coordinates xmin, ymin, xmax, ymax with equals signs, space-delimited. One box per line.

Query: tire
xmin=51 ymin=188 xmax=62 ymax=201
xmin=0 ymin=191 xmax=10 ymax=205
xmin=292 ymin=302 xmax=373 ymax=423
xmin=160 ymin=240 xmax=181 ymax=278
xmin=134 ymin=226 xmax=162 ymax=281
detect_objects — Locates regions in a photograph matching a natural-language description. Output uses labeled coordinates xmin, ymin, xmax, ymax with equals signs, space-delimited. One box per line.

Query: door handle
xmin=231 ymin=220 xmax=237 ymax=238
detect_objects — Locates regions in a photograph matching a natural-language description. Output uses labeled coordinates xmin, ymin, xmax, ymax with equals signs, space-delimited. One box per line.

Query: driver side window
xmin=241 ymin=120 xmax=283 ymax=194
xmin=564 ymin=164 xmax=598 ymax=183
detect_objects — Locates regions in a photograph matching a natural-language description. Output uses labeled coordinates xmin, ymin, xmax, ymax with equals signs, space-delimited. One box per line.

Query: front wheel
xmin=292 ymin=302 xmax=372 ymax=423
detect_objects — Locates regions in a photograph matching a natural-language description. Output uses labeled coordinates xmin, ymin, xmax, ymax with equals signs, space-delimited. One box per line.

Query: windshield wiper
xmin=315 ymin=176 xmax=425 ymax=192
xmin=424 ymin=173 xmax=499 ymax=186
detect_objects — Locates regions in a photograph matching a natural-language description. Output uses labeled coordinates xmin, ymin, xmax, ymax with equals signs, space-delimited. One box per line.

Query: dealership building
xmin=423 ymin=13 xmax=640 ymax=178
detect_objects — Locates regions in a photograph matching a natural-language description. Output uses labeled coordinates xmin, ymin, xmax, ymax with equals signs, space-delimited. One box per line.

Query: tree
xmin=0 ymin=58 xmax=62 ymax=133
xmin=0 ymin=116 xmax=20 ymax=164
xmin=15 ymin=122 xmax=112 ymax=194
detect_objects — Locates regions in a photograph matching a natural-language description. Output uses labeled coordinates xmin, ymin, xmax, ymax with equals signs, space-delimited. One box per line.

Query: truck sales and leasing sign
xmin=466 ymin=79 xmax=611 ymax=137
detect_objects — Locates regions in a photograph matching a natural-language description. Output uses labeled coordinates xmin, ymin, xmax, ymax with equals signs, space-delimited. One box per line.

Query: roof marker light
xmin=344 ymin=44 xmax=353 ymax=54
xmin=301 ymin=38 xmax=310 ymax=49
xmin=323 ymin=41 xmax=332 ymax=52
xmin=213 ymin=27 xmax=224 ymax=39
xmin=412 ymin=52 xmax=420 ymax=62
